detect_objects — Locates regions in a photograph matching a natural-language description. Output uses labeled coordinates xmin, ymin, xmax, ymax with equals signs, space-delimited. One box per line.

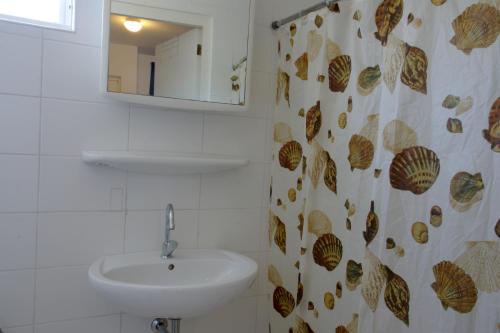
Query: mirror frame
xmin=100 ymin=0 xmax=255 ymax=112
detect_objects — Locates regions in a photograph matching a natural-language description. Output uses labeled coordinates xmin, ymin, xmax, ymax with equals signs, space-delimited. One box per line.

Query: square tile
xmin=37 ymin=212 xmax=125 ymax=267
xmin=0 ymin=214 xmax=36 ymax=270
xmin=35 ymin=315 xmax=120 ymax=333
xmin=0 ymin=270 xmax=35 ymax=328
xmin=0 ymin=155 xmax=38 ymax=212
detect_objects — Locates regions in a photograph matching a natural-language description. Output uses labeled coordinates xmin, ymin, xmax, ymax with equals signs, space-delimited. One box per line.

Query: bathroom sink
xmin=88 ymin=250 xmax=257 ymax=319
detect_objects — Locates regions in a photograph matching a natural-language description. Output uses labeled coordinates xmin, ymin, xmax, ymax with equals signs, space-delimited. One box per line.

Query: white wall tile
xmin=125 ymin=210 xmax=198 ymax=253
xmin=43 ymin=0 xmax=103 ymax=47
xmin=200 ymin=163 xmax=264 ymax=209
xmin=0 ymin=214 xmax=36 ymax=270
xmin=35 ymin=315 xmax=120 ymax=333
xmin=37 ymin=212 xmax=124 ymax=267
xmin=0 ymin=270 xmax=35 ymax=328
xmin=39 ymin=157 xmax=126 ymax=212
xmin=3 ymin=326 xmax=34 ymax=333
xmin=0 ymin=20 xmax=41 ymax=38
xmin=126 ymin=173 xmax=200 ymax=210
xmin=202 ymin=115 xmax=266 ymax=160
xmin=121 ymin=315 xmax=195 ymax=333
xmin=0 ymin=95 xmax=40 ymax=154
xmin=35 ymin=266 xmax=118 ymax=323
xmin=42 ymin=41 xmax=103 ymax=103
xmin=129 ymin=107 xmax=203 ymax=153
xmin=198 ymin=209 xmax=261 ymax=252
xmin=252 ymin=26 xmax=274 ymax=73
xmin=193 ymin=296 xmax=257 ymax=333
xmin=248 ymin=71 xmax=273 ymax=118
xmin=41 ymin=99 xmax=129 ymax=155
xmin=255 ymin=295 xmax=270 ymax=333
xmin=0 ymin=32 xmax=42 ymax=96
xmin=0 ymin=155 xmax=38 ymax=212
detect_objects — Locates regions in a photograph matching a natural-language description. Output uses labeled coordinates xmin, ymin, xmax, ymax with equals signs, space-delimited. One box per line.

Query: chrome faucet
xmin=161 ymin=204 xmax=178 ymax=259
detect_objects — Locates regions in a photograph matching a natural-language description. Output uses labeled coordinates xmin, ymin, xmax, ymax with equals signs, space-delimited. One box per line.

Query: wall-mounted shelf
xmin=81 ymin=151 xmax=249 ymax=175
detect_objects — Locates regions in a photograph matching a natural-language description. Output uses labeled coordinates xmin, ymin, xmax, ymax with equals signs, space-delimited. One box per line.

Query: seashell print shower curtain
xmin=269 ymin=0 xmax=500 ymax=332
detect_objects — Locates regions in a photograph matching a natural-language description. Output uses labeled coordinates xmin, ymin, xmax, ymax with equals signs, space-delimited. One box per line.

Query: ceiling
xmin=110 ymin=14 xmax=193 ymax=55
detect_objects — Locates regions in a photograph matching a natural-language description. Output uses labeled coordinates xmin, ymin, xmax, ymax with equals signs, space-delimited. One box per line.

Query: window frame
xmin=0 ymin=0 xmax=76 ymax=32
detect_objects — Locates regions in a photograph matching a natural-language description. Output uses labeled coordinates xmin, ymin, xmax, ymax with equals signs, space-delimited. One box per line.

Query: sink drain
xmin=168 ymin=264 xmax=175 ymax=270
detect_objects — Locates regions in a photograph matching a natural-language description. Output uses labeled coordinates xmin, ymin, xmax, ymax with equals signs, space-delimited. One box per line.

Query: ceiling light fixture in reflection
xmin=124 ymin=18 xmax=143 ymax=32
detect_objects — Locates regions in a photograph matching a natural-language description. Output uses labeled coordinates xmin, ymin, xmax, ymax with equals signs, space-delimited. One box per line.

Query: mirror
xmin=102 ymin=0 xmax=253 ymax=110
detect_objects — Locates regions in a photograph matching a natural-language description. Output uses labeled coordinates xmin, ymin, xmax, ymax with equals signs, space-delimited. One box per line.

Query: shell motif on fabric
xmin=374 ymin=0 xmax=404 ymax=46
xmin=450 ymin=3 xmax=500 ymax=54
xmin=496 ymin=219 xmax=500 ymax=238
xmin=431 ymin=261 xmax=478 ymax=313
xmin=273 ymin=286 xmax=296 ymax=318
xmin=363 ymin=201 xmax=379 ymax=246
xmin=294 ymin=316 xmax=315 ymax=333
xmin=306 ymin=101 xmax=322 ymax=143
xmin=447 ymin=118 xmax=463 ymax=133
xmin=383 ymin=34 xmax=406 ymax=92
xmin=274 ymin=217 xmax=286 ymax=255
xmin=455 ymin=241 xmax=500 ymax=293
xmin=338 ymin=112 xmax=348 ymax=129
xmin=335 ymin=327 xmax=349 ymax=333
xmin=346 ymin=260 xmax=363 ymax=290
xmin=295 ymin=53 xmax=309 ymax=80
xmin=308 ymin=210 xmax=332 ymax=237
xmin=329 ymin=55 xmax=352 ymax=92
xmin=383 ymin=119 xmax=418 ymax=154
xmin=456 ymin=96 xmax=473 ymax=116
xmin=323 ymin=152 xmax=338 ymax=193
xmin=430 ymin=205 xmax=443 ymax=227
xmin=326 ymin=39 xmax=342 ymax=62
xmin=313 ymin=233 xmax=343 ymax=271
xmin=357 ymin=65 xmax=382 ymax=96
xmin=411 ymin=222 xmax=429 ymax=244
xmin=324 ymin=292 xmax=335 ymax=310
xmin=431 ymin=0 xmax=447 ymax=6
xmin=483 ymin=97 xmax=500 ymax=152
xmin=276 ymin=69 xmax=290 ymax=106
xmin=274 ymin=122 xmax=293 ymax=144
xmin=307 ymin=30 xmax=323 ymax=62
xmin=308 ymin=141 xmax=327 ymax=188
xmin=268 ymin=264 xmax=283 ymax=287
xmin=279 ymin=141 xmax=303 ymax=171
xmin=442 ymin=95 xmax=461 ymax=109
xmin=401 ymin=44 xmax=428 ymax=94
xmin=361 ymin=249 xmax=388 ymax=311
xmin=347 ymin=314 xmax=359 ymax=333
xmin=449 ymin=172 xmax=484 ymax=212
xmin=348 ymin=135 xmax=375 ymax=171
xmin=315 ymin=15 xmax=324 ymax=28
xmin=384 ymin=266 xmax=410 ymax=326
xmin=389 ymin=146 xmax=440 ymax=194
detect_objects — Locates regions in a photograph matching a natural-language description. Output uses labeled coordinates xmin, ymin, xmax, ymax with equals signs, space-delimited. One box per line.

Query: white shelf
xmin=81 ymin=151 xmax=249 ymax=175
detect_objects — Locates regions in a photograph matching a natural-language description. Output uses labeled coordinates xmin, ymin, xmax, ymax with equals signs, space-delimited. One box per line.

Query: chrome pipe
xmin=271 ymin=0 xmax=340 ymax=30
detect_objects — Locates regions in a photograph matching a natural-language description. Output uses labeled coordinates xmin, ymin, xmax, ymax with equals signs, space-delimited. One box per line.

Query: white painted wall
xmin=155 ymin=28 xmax=202 ymax=100
xmin=137 ymin=53 xmax=156 ymax=96
xmin=0 ymin=0 xmax=285 ymax=331
xmin=108 ymin=43 xmax=139 ymax=94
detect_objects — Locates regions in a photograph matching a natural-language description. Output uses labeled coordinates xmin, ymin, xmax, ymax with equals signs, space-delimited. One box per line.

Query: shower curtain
xmin=269 ymin=0 xmax=500 ymax=332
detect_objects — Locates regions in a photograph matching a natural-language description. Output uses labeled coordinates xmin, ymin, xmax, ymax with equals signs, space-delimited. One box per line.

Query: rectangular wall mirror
xmin=101 ymin=0 xmax=254 ymax=112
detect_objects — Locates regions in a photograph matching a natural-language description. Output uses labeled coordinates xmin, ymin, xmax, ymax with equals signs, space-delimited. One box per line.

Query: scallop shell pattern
xmin=383 ymin=35 xmax=406 ymax=93
xmin=307 ymin=30 xmax=323 ymax=62
xmin=308 ymin=210 xmax=332 ymax=237
xmin=279 ymin=141 xmax=303 ymax=171
xmin=336 ymin=327 xmax=349 ymax=333
xmin=431 ymin=261 xmax=478 ymax=313
xmin=455 ymin=241 xmax=500 ymax=293
xmin=348 ymin=135 xmax=374 ymax=171
xmin=361 ymin=249 xmax=388 ymax=311
xmin=308 ymin=141 xmax=327 ymax=188
xmin=384 ymin=266 xmax=410 ymax=326
xmin=456 ymin=96 xmax=473 ymax=116
xmin=346 ymin=260 xmax=363 ymax=291
xmin=442 ymin=95 xmax=461 ymax=109
xmin=401 ymin=45 xmax=428 ymax=94
xmin=374 ymin=0 xmax=404 ymax=46
xmin=360 ymin=114 xmax=380 ymax=148
xmin=347 ymin=314 xmax=359 ymax=333
xmin=294 ymin=316 xmax=315 ymax=333
xmin=326 ymin=39 xmax=342 ymax=62
xmin=274 ymin=218 xmax=286 ymax=255
xmin=357 ymin=65 xmax=382 ymax=96
xmin=431 ymin=0 xmax=447 ymax=6
xmin=276 ymin=69 xmax=290 ymax=106
xmin=447 ymin=118 xmax=463 ymax=133
xmin=274 ymin=122 xmax=293 ymax=144
xmin=450 ymin=3 xmax=500 ymax=54
xmin=483 ymin=97 xmax=500 ymax=153
xmin=273 ymin=286 xmax=296 ymax=318
xmin=306 ymin=101 xmax=322 ymax=143
xmin=268 ymin=264 xmax=283 ymax=287
xmin=329 ymin=55 xmax=352 ymax=92
xmin=383 ymin=119 xmax=418 ymax=154
xmin=323 ymin=152 xmax=338 ymax=193
xmin=411 ymin=222 xmax=429 ymax=244
xmin=295 ymin=53 xmax=309 ymax=80
xmin=390 ymin=146 xmax=440 ymax=195
xmin=449 ymin=172 xmax=484 ymax=212
xmin=324 ymin=292 xmax=335 ymax=310
xmin=364 ymin=201 xmax=379 ymax=246
xmin=313 ymin=233 xmax=343 ymax=271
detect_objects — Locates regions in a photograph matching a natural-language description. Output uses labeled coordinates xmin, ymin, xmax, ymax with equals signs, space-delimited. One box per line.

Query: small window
xmin=0 ymin=0 xmax=75 ymax=31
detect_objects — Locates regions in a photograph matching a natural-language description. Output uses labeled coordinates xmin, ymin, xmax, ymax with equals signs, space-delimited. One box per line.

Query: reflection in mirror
xmin=106 ymin=1 xmax=251 ymax=106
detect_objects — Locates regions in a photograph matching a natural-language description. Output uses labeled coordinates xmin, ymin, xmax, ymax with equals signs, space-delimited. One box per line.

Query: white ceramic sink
xmin=88 ymin=250 xmax=257 ymax=319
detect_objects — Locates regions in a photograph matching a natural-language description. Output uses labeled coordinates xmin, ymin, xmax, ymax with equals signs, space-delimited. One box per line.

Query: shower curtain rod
xmin=271 ymin=0 xmax=340 ymax=30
